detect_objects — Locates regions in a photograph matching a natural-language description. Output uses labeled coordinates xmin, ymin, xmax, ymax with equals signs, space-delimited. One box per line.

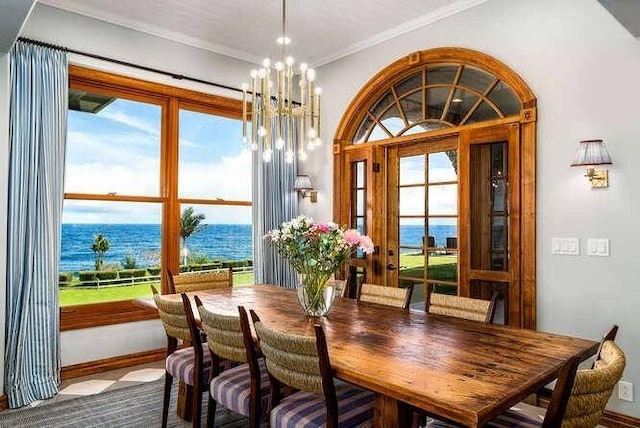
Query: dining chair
xmin=330 ymin=277 xmax=348 ymax=299
xmin=194 ymin=297 xmax=270 ymax=428
xmin=168 ymin=267 xmax=233 ymax=294
xmin=425 ymin=283 xmax=498 ymax=322
xmin=252 ymin=311 xmax=374 ymax=428
xmin=152 ymin=285 xmax=210 ymax=428
xmin=358 ymin=282 xmax=414 ymax=309
xmin=537 ymin=325 xmax=619 ymax=401
xmin=430 ymin=340 xmax=626 ymax=428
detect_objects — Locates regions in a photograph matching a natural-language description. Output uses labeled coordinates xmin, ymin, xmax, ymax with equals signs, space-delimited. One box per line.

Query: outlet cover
xmin=619 ymin=381 xmax=634 ymax=402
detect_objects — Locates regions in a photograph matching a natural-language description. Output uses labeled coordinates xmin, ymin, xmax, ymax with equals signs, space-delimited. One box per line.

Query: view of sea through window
xmin=60 ymin=90 xmax=252 ymax=306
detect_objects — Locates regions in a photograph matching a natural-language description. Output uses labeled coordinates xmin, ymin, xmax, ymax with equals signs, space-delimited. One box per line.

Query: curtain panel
xmin=5 ymin=41 xmax=68 ymax=408
xmin=251 ymin=106 xmax=299 ymax=288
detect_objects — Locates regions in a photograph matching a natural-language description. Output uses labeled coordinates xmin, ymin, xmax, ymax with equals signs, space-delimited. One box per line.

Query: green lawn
xmin=398 ymin=253 xmax=458 ymax=304
xmin=59 ymin=271 xmax=255 ymax=306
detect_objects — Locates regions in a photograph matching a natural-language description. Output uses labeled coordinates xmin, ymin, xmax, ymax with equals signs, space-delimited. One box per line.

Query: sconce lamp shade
xmin=571 ymin=139 xmax=612 ymax=167
xmin=294 ymin=175 xmax=313 ymax=191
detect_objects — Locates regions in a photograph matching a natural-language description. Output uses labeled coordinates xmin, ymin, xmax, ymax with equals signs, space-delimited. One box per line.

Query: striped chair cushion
xmin=166 ymin=344 xmax=212 ymax=385
xmin=166 ymin=344 xmax=235 ymax=386
xmin=210 ymin=358 xmax=271 ymax=417
xmin=271 ymin=380 xmax=374 ymax=428
xmin=427 ymin=404 xmax=544 ymax=427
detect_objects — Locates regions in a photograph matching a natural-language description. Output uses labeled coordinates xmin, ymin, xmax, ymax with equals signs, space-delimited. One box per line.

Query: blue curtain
xmin=252 ymin=107 xmax=299 ymax=288
xmin=5 ymin=41 xmax=68 ymax=408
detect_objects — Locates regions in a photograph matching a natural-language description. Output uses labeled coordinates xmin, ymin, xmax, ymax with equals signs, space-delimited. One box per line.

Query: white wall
xmin=12 ymin=4 xmax=256 ymax=367
xmin=309 ymin=0 xmax=640 ymax=417
xmin=0 ymin=52 xmax=10 ymax=396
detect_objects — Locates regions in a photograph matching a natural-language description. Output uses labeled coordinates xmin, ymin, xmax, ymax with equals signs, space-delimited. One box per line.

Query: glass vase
xmin=296 ymin=272 xmax=336 ymax=317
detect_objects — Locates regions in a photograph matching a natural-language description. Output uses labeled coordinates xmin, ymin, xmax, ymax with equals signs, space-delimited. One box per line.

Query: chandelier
xmin=241 ymin=0 xmax=322 ymax=163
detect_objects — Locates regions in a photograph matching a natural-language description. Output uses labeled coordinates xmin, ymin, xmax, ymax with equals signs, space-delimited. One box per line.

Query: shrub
xmin=222 ymin=259 xmax=250 ymax=269
xmin=189 ymin=264 xmax=203 ymax=271
xmin=78 ymin=271 xmax=98 ymax=286
xmin=122 ymin=251 xmax=138 ymax=269
xmin=147 ymin=266 xmax=161 ymax=276
xmin=119 ymin=269 xmax=135 ymax=279
xmin=59 ymin=272 xmax=73 ymax=285
xmin=187 ymin=251 xmax=210 ymax=265
xmin=132 ymin=268 xmax=147 ymax=278
xmin=97 ymin=271 xmax=118 ymax=281
xmin=200 ymin=263 xmax=217 ymax=271
xmin=79 ymin=271 xmax=97 ymax=281
xmin=179 ymin=265 xmax=190 ymax=273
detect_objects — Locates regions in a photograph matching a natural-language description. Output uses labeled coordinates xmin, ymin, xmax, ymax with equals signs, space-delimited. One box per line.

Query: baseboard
xmin=601 ymin=410 xmax=640 ymax=428
xmin=61 ymin=348 xmax=165 ymax=380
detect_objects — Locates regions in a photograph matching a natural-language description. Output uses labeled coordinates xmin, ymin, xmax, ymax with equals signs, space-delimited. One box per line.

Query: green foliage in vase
xmin=266 ymin=215 xmax=374 ymax=314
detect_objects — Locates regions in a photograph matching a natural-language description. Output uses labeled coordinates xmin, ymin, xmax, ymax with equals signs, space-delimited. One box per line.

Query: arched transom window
xmin=353 ymin=64 xmax=522 ymax=144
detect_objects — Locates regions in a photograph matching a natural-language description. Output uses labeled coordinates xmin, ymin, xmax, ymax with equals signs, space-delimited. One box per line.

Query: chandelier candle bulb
xmin=241 ymin=0 xmax=321 ymax=163
xmin=250 ymin=70 xmax=258 ymax=143
xmin=315 ymin=87 xmax=322 ymax=142
xmin=309 ymin=80 xmax=315 ymax=134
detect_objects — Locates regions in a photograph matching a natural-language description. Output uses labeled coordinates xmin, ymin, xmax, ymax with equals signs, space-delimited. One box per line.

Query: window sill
xmin=60 ymin=300 xmax=158 ymax=331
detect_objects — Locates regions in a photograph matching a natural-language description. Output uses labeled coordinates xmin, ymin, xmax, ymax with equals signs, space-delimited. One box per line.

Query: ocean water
xmin=61 ymin=223 xmax=253 ymax=273
xmin=60 ymin=224 xmax=457 ymax=273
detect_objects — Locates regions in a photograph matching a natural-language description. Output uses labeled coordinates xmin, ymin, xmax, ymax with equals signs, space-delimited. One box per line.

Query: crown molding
xmin=38 ymin=0 xmax=263 ymax=65
xmin=312 ymin=0 xmax=489 ymax=67
xmin=39 ymin=0 xmax=488 ymax=68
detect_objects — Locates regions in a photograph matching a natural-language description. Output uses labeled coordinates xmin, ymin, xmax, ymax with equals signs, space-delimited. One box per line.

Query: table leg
xmin=374 ymin=393 xmax=411 ymax=428
xmin=177 ymin=382 xmax=193 ymax=420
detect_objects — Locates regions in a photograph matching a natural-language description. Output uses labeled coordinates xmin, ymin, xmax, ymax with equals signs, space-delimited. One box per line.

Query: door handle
xmin=386 ymin=263 xmax=396 ymax=271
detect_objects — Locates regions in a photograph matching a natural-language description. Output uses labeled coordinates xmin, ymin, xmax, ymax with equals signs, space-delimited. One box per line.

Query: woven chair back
xmin=562 ymin=340 xmax=626 ymax=428
xmin=172 ymin=269 xmax=232 ymax=293
xmin=428 ymin=293 xmax=493 ymax=322
xmin=254 ymin=322 xmax=323 ymax=394
xmin=359 ymin=283 xmax=411 ymax=309
xmin=197 ymin=305 xmax=246 ymax=363
xmin=331 ymin=280 xmax=347 ymax=298
xmin=153 ymin=293 xmax=192 ymax=342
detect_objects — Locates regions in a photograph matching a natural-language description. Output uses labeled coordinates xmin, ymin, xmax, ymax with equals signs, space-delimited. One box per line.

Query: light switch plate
xmin=587 ymin=239 xmax=610 ymax=257
xmin=551 ymin=238 xmax=580 ymax=255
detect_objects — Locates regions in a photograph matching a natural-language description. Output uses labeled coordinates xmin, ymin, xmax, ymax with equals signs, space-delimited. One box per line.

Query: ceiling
xmin=598 ymin=0 xmax=640 ymax=38
xmin=0 ymin=0 xmax=36 ymax=52
xmin=38 ymin=0 xmax=488 ymax=66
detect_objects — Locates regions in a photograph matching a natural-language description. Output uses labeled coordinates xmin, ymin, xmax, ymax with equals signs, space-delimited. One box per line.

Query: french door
xmin=386 ymin=136 xmax=459 ymax=310
xmin=341 ymin=124 xmax=523 ymax=325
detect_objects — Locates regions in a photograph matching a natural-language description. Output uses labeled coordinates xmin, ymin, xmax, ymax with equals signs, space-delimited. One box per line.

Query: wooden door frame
xmin=333 ymin=48 xmax=537 ymax=329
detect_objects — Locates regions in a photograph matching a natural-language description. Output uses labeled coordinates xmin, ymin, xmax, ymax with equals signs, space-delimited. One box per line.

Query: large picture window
xmin=60 ymin=66 xmax=248 ymax=330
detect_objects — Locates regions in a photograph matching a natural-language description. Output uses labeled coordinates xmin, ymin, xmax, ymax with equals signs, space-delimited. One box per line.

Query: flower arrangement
xmin=266 ymin=215 xmax=374 ymax=315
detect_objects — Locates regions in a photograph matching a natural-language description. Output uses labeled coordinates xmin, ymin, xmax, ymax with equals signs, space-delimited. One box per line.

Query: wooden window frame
xmin=61 ymin=66 xmax=245 ymax=331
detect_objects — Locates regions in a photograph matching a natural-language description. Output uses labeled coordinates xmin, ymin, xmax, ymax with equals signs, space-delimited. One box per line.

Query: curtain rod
xmin=17 ymin=36 xmax=243 ymax=95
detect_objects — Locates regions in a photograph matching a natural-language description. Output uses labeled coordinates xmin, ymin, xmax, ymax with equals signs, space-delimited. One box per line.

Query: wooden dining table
xmin=138 ymin=284 xmax=599 ymax=427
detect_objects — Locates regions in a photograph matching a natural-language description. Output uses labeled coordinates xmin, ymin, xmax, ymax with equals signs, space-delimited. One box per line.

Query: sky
xmin=63 ymin=94 xmax=458 ymax=227
xmin=63 ymin=96 xmax=252 ymax=224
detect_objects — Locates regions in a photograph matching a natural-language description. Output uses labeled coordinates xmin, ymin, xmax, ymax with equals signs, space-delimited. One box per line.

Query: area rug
xmin=0 ymin=379 xmax=251 ymax=427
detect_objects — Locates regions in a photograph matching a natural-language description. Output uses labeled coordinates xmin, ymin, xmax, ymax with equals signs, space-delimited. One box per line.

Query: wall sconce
xmin=571 ymin=139 xmax=612 ymax=188
xmin=293 ymin=175 xmax=318 ymax=202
